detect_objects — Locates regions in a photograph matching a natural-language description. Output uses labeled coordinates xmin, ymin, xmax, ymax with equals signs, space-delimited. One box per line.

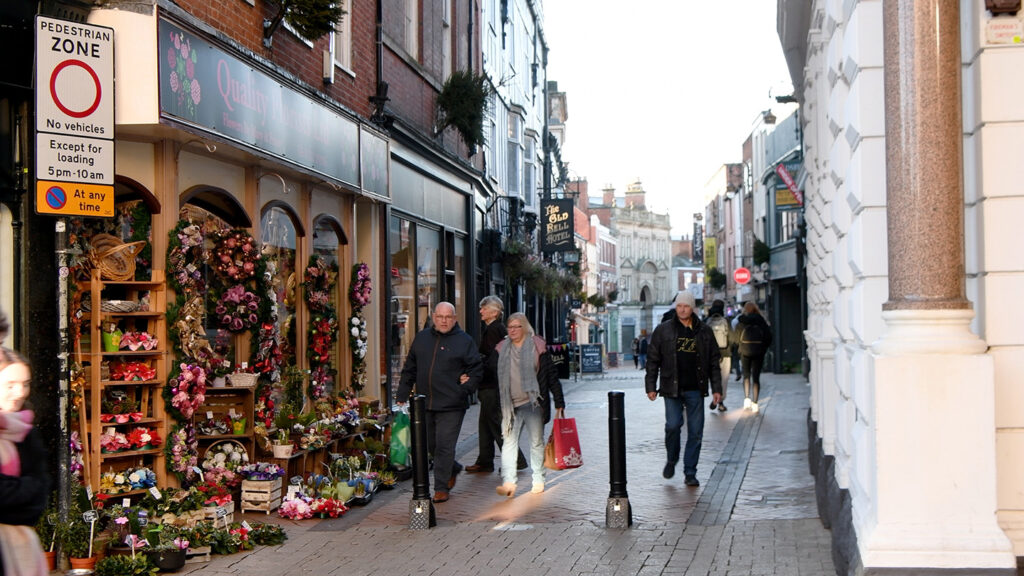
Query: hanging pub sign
xmin=541 ymin=199 xmax=574 ymax=253
xmin=692 ymin=222 xmax=704 ymax=263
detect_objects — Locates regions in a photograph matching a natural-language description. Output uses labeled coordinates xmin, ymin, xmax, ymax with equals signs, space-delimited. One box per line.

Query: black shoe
xmin=709 ymin=401 xmax=718 ymax=411
xmin=662 ymin=462 xmax=675 ymax=479
xmin=718 ymin=403 xmax=727 ymax=412
xmin=517 ymin=460 xmax=528 ymax=470
xmin=684 ymin=475 xmax=699 ymax=487
xmin=734 ymin=375 xmax=741 ymax=382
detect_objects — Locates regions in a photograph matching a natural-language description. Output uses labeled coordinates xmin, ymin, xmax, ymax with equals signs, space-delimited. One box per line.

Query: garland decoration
xmin=347 ymin=263 xmax=372 ymax=393
xmin=304 ymin=256 xmax=339 ymax=401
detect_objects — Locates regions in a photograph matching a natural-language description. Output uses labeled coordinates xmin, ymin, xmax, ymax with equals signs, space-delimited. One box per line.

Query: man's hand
xmin=647 ymin=391 xmax=657 ymax=401
xmin=459 ymin=373 xmax=469 ymax=385
xmin=712 ymin=392 xmax=722 ymax=405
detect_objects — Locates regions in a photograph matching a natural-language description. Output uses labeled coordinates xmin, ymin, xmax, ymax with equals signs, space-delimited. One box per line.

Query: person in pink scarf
xmin=0 ymin=347 xmax=50 ymax=576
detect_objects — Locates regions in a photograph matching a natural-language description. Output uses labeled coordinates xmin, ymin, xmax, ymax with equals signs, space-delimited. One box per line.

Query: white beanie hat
xmin=674 ymin=291 xmax=696 ymax=308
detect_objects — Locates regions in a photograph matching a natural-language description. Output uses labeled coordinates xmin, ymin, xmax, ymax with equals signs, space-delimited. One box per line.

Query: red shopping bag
xmin=550 ymin=417 xmax=583 ymax=469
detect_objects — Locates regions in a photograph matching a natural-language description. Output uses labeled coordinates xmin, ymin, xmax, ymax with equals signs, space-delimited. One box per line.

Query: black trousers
xmin=475 ymin=388 xmax=527 ymax=467
xmin=741 ymin=354 xmax=765 ymax=403
xmin=426 ymin=409 xmax=465 ymax=492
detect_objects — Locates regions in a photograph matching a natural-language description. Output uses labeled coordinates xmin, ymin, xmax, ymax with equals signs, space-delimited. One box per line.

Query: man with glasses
xmin=396 ymin=302 xmax=482 ymax=503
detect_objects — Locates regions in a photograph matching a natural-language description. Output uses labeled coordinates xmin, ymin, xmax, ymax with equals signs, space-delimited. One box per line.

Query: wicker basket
xmin=228 ymin=372 xmax=258 ymax=388
xmin=89 ymin=234 xmax=147 ymax=281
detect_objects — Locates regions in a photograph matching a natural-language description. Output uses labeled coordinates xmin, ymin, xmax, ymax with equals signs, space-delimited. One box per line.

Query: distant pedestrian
xmin=736 ymin=302 xmax=772 ymax=413
xmin=631 ymin=338 xmax=640 ymax=369
xmin=0 ymin=310 xmax=8 ymax=347
xmin=730 ymin=313 xmax=742 ymax=381
xmin=638 ymin=332 xmax=648 ymax=369
xmin=0 ymin=347 xmax=51 ymax=576
xmin=493 ymin=313 xmax=565 ymax=497
xmin=466 ymin=296 xmax=527 ymax=474
xmin=645 ymin=291 xmax=723 ymax=487
xmin=704 ymin=299 xmax=733 ymax=412
xmin=395 ymin=302 xmax=482 ymax=503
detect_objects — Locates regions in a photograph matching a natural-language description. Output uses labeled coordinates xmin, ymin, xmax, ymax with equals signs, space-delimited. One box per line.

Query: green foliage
xmin=586 ymin=293 xmax=607 ymax=309
xmin=437 ymin=70 xmax=491 ymax=149
xmin=56 ymin=483 xmax=95 ymax=558
xmin=607 ymin=289 xmax=618 ymax=303
xmin=95 ymin=554 xmax=158 ymax=576
xmin=753 ymin=237 xmax=770 ymax=266
xmin=708 ymin=267 xmax=727 ymax=290
xmin=34 ymin=496 xmax=58 ymax=550
xmin=249 ymin=522 xmax=288 ymax=546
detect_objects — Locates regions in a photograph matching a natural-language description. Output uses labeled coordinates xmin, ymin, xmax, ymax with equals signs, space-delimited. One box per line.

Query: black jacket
xmin=0 ymin=426 xmax=51 ymax=526
xmin=737 ymin=313 xmax=772 ymax=357
xmin=477 ymin=319 xmax=507 ymax=390
xmin=396 ymin=323 xmax=482 ymax=411
xmin=644 ymin=314 xmax=723 ymax=398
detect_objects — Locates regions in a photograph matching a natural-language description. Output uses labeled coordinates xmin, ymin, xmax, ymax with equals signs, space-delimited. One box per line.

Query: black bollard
xmin=408 ymin=394 xmax=435 ymax=529
xmin=606 ymin=390 xmax=632 ymax=528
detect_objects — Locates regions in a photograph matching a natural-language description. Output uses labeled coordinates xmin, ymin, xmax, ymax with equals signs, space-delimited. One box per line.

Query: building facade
xmin=779 ymin=0 xmax=1023 ymax=573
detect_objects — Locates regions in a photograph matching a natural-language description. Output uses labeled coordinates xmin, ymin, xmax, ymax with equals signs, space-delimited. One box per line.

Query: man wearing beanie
xmin=645 ymin=290 xmax=723 ymax=487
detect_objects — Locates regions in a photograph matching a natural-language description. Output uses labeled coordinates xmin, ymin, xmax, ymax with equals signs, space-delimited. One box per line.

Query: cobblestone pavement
xmin=184 ymin=366 xmax=836 ymax=576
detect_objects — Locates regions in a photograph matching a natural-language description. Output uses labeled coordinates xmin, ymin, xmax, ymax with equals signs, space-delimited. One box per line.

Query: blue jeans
xmin=501 ymin=403 xmax=545 ymax=486
xmin=664 ymin=391 xmax=705 ymax=477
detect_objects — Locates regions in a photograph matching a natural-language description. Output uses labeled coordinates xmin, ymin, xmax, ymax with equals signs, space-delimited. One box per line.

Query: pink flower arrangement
xmin=279 ymin=499 xmax=313 ymax=520
xmin=167 ymin=425 xmax=198 ymax=480
xmin=118 ymin=331 xmax=158 ymax=351
xmin=349 ymin=263 xmax=372 ymax=307
xmin=100 ymin=430 xmax=131 ymax=452
xmin=168 ymin=362 xmax=206 ymax=420
xmin=215 ymin=284 xmax=261 ymax=332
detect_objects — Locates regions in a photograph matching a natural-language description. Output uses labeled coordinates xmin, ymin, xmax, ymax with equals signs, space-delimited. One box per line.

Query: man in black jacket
xmin=396 ymin=302 xmax=482 ymax=503
xmin=645 ymin=291 xmax=722 ymax=487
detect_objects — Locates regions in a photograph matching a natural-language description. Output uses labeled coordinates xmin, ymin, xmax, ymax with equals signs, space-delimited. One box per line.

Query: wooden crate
xmin=240 ymin=478 xmax=282 ymax=514
xmin=185 ymin=546 xmax=211 ymax=564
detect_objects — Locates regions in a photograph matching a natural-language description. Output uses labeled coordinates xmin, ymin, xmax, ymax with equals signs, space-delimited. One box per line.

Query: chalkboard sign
xmin=580 ymin=344 xmax=603 ymax=373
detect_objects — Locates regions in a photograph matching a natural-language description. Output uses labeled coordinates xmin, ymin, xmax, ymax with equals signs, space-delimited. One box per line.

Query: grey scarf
xmin=497 ymin=336 xmax=541 ymax=438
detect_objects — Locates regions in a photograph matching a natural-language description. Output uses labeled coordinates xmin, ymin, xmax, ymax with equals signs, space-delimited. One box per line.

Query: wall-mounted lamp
xmin=258 ymin=172 xmax=289 ymax=194
xmin=762 ymin=110 xmax=777 ymax=125
xmin=174 ymin=139 xmax=217 ymax=161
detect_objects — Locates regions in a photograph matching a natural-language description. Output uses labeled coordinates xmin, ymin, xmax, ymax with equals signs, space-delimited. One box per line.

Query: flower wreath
xmin=167 ymin=221 xmax=206 ymax=293
xmin=304 ymin=256 xmax=339 ymax=401
xmin=303 ymin=256 xmax=339 ymax=314
xmin=164 ymin=362 xmax=207 ymax=421
xmin=210 ymin=228 xmax=260 ymax=283
xmin=165 ymin=424 xmax=199 ymax=484
xmin=347 ymin=263 xmax=372 ymax=392
xmin=214 ymin=284 xmax=262 ymax=332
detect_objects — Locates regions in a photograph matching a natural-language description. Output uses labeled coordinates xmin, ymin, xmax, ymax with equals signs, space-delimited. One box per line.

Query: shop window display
xmin=260 ymin=206 xmax=299 ymax=366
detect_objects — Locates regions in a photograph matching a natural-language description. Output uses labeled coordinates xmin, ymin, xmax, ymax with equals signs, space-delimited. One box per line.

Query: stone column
xmin=882 ymin=0 xmax=967 ymax=312
xmin=863 ymin=1 xmax=1015 ymax=573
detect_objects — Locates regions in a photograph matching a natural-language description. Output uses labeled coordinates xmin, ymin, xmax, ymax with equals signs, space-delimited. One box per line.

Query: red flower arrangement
xmin=211 ymin=228 xmax=260 ymax=282
xmin=126 ymin=427 xmax=162 ymax=449
xmin=310 ymin=497 xmax=348 ymax=518
xmin=109 ymin=361 xmax=157 ymax=382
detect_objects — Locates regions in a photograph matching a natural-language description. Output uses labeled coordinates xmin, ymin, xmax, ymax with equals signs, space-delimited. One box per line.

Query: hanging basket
xmin=89 ymin=233 xmax=147 ymax=281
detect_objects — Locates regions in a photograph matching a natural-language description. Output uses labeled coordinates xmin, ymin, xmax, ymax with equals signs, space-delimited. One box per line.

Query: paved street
xmin=185 ymin=365 xmax=836 ymax=576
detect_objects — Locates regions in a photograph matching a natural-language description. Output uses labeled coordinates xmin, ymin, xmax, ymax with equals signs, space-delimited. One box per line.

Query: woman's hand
xmin=555 ymin=407 xmax=565 ymax=419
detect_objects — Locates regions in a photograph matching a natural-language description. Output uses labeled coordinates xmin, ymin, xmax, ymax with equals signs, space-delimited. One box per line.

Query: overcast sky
xmin=543 ymin=1 xmax=795 ymax=237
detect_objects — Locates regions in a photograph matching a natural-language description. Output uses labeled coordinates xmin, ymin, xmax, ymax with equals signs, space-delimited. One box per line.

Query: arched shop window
xmin=261 ymin=202 xmax=303 ymax=366
xmin=309 ymin=215 xmax=347 ymax=396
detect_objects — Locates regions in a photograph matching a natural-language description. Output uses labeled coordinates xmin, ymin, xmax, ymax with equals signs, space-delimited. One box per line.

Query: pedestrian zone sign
xmin=35 ymin=16 xmax=115 ymax=217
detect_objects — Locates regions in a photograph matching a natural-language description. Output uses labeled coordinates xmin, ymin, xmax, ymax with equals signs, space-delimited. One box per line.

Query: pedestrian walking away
xmin=638 ymin=332 xmax=649 ymax=369
xmin=736 ymin=301 xmax=772 ymax=413
xmin=0 ymin=347 xmax=51 ymax=576
xmin=704 ymin=299 xmax=733 ymax=413
xmin=645 ymin=291 xmax=723 ymax=487
xmin=630 ymin=337 xmax=640 ymax=369
xmin=466 ymin=296 xmax=527 ymax=474
xmin=395 ymin=302 xmax=482 ymax=503
xmin=492 ymin=313 xmax=565 ymax=497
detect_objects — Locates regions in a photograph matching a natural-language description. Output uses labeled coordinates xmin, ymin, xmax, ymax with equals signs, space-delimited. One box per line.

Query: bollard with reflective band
xmin=408 ymin=394 xmax=435 ymax=528
xmin=606 ymin=390 xmax=632 ymax=528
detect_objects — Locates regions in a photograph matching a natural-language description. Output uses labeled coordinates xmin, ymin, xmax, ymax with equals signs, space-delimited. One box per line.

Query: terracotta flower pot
xmin=44 ymin=550 xmax=56 ymax=571
xmin=69 ymin=555 xmax=97 ymax=570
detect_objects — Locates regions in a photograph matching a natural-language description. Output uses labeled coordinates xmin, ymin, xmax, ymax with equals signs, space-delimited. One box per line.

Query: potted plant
xmin=94 ymin=553 xmax=158 ymax=576
xmin=34 ymin=501 xmax=58 ymax=571
xmin=144 ymin=525 xmax=189 ymax=572
xmin=272 ymin=429 xmax=293 ymax=458
xmin=56 ymin=515 xmax=96 ymax=569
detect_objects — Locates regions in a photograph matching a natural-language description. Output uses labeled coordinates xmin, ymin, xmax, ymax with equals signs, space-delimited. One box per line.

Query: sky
xmin=543 ymin=1 xmax=795 ymax=237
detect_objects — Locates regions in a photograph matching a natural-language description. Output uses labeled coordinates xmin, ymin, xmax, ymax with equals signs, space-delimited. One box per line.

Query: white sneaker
xmin=743 ymin=398 xmax=752 ymax=410
xmin=531 ymin=482 xmax=545 ymax=494
xmin=751 ymin=402 xmax=759 ymax=413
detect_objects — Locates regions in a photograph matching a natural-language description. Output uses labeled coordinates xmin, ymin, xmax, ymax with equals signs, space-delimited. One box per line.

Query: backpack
xmin=741 ymin=323 xmax=765 ymax=346
xmin=708 ymin=316 xmax=730 ymax=350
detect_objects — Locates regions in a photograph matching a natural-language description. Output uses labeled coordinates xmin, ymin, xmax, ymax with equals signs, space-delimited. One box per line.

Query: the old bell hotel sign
xmin=541 ymin=199 xmax=574 ymax=253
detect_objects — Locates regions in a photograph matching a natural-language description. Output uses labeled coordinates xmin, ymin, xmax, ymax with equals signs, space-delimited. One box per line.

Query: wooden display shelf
xmin=93 ymin=379 xmax=164 ymax=387
xmin=100 ymin=447 xmax=164 ymax=459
